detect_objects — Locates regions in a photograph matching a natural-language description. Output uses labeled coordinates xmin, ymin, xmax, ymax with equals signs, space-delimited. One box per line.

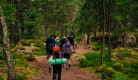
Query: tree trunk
xmin=86 ymin=33 xmax=90 ymax=44
xmin=44 ymin=22 xmax=49 ymax=37
xmin=0 ymin=5 xmax=16 ymax=80
xmin=107 ymin=7 xmax=112 ymax=60
xmin=100 ymin=0 xmax=106 ymax=64
xmin=15 ymin=0 xmax=22 ymax=41
xmin=119 ymin=21 xmax=127 ymax=47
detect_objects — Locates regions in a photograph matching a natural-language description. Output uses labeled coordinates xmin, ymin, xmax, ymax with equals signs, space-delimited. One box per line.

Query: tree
xmin=0 ymin=5 xmax=16 ymax=80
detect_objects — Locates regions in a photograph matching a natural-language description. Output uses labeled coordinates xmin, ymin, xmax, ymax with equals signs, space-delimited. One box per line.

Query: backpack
xmin=62 ymin=43 xmax=72 ymax=54
xmin=60 ymin=37 xmax=66 ymax=48
xmin=68 ymin=34 xmax=74 ymax=43
xmin=46 ymin=37 xmax=55 ymax=51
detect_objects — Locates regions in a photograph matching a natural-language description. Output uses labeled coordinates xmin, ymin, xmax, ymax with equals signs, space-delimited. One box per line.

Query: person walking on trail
xmin=52 ymin=46 xmax=62 ymax=80
xmin=46 ymin=35 xmax=56 ymax=72
xmin=62 ymin=38 xmax=72 ymax=69
xmin=67 ymin=32 xmax=75 ymax=49
xmin=60 ymin=36 xmax=67 ymax=49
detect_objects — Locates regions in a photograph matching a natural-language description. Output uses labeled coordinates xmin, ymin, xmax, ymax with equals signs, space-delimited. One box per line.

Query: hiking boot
xmin=48 ymin=67 xmax=51 ymax=72
xmin=68 ymin=64 xmax=71 ymax=69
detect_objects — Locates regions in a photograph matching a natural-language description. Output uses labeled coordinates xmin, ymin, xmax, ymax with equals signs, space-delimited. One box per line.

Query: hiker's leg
xmin=53 ymin=65 xmax=58 ymax=80
xmin=57 ymin=65 xmax=62 ymax=80
xmin=47 ymin=55 xmax=52 ymax=72
xmin=68 ymin=54 xmax=71 ymax=68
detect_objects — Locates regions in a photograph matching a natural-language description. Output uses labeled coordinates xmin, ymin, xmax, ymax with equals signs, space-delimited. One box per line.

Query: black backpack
xmin=46 ymin=37 xmax=55 ymax=51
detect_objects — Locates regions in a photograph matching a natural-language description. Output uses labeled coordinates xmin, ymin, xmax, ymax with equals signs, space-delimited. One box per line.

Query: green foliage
xmin=35 ymin=45 xmax=46 ymax=56
xmin=16 ymin=76 xmax=26 ymax=80
xmin=114 ymin=48 xmax=132 ymax=59
xmin=33 ymin=40 xmax=44 ymax=48
xmin=79 ymin=52 xmax=100 ymax=67
xmin=16 ymin=71 xmax=28 ymax=80
xmin=13 ymin=54 xmax=23 ymax=60
xmin=78 ymin=49 xmax=138 ymax=80
xmin=75 ymin=36 xmax=82 ymax=43
xmin=112 ymin=74 xmax=129 ymax=80
xmin=26 ymin=55 xmax=35 ymax=61
xmin=0 ymin=51 xmax=4 ymax=60
xmin=92 ymin=42 xmax=102 ymax=51
xmin=0 ymin=74 xmax=4 ymax=80
xmin=0 ymin=60 xmax=6 ymax=67
xmin=20 ymin=39 xmax=34 ymax=46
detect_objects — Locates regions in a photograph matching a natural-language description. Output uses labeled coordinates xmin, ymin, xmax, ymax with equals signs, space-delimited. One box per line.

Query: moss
xmin=20 ymin=39 xmax=35 ymax=46
xmin=113 ymin=62 xmax=124 ymax=71
xmin=0 ymin=73 xmax=7 ymax=80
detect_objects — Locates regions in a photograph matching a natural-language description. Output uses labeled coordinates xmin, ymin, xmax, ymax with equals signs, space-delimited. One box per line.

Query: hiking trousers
xmin=53 ymin=64 xmax=62 ymax=80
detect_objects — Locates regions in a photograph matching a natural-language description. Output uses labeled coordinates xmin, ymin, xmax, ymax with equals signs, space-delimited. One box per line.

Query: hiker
xmin=46 ymin=35 xmax=56 ymax=72
xmin=62 ymin=38 xmax=72 ymax=69
xmin=55 ymin=37 xmax=61 ymax=46
xmin=67 ymin=32 xmax=75 ymax=49
xmin=60 ymin=36 xmax=67 ymax=49
xmin=52 ymin=46 xmax=62 ymax=80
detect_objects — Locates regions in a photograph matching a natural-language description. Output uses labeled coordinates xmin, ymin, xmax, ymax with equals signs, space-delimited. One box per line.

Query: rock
xmin=126 ymin=34 xmax=136 ymax=47
xmin=111 ymin=52 xmax=119 ymax=58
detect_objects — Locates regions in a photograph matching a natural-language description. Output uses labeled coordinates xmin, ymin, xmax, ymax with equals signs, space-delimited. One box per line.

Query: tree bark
xmin=0 ymin=5 xmax=16 ymax=80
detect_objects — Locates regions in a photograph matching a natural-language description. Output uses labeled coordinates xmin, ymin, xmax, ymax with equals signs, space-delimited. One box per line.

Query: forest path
xmin=28 ymin=42 xmax=100 ymax=80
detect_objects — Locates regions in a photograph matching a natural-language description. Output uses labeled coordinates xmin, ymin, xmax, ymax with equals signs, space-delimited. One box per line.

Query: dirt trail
xmin=28 ymin=43 xmax=100 ymax=80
